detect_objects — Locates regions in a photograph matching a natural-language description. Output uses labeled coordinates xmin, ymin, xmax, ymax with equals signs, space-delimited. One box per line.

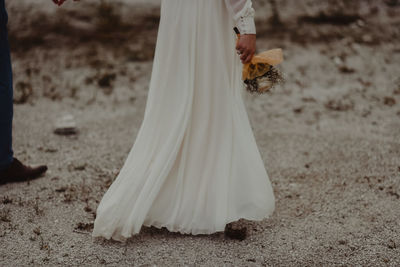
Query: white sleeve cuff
xmin=234 ymin=1 xmax=256 ymax=34
xmin=237 ymin=15 xmax=256 ymax=34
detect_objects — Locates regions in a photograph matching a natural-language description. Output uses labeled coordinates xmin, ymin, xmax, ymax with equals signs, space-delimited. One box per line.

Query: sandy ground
xmin=1 ymin=0 xmax=400 ymax=266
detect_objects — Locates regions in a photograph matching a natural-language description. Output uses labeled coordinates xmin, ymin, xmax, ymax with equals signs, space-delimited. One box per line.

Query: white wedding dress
xmin=92 ymin=0 xmax=275 ymax=241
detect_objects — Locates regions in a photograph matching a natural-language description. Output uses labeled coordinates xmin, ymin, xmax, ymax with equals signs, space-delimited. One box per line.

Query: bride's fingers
xmin=243 ymin=53 xmax=253 ymax=64
xmin=235 ymin=42 xmax=242 ymax=51
xmin=239 ymin=50 xmax=254 ymax=64
xmin=240 ymin=49 xmax=249 ymax=61
xmin=237 ymin=46 xmax=254 ymax=63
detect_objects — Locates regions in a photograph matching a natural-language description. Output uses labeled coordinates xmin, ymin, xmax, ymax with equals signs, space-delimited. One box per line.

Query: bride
xmin=91 ymin=0 xmax=275 ymax=241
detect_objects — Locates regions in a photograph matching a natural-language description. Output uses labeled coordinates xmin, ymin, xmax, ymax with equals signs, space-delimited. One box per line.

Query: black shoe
xmin=224 ymin=222 xmax=247 ymax=241
xmin=0 ymin=158 xmax=47 ymax=185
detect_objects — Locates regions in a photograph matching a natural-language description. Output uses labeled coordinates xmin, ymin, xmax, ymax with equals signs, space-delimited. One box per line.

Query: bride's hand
xmin=236 ymin=34 xmax=256 ymax=64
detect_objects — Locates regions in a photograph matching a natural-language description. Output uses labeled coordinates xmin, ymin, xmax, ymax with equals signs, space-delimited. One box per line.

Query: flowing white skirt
xmin=92 ymin=0 xmax=275 ymax=241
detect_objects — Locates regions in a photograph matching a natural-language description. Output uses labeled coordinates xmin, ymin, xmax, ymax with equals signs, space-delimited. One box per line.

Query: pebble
xmin=54 ymin=114 xmax=78 ymax=135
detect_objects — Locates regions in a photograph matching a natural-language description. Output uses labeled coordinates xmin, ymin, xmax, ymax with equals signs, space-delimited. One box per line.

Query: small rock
xmin=33 ymin=227 xmax=41 ymax=235
xmin=98 ymin=73 xmax=116 ymax=95
xmin=356 ymin=19 xmax=365 ymax=27
xmin=55 ymin=187 xmax=68 ymax=193
xmin=45 ymin=148 xmax=58 ymax=153
xmin=54 ymin=114 xmax=78 ymax=135
xmin=333 ymin=56 xmax=343 ymax=66
xmin=2 ymin=196 xmax=13 ymax=204
xmin=383 ymin=97 xmax=396 ymax=106
xmin=338 ymin=65 xmax=355 ymax=74
xmin=74 ymin=163 xmax=86 ymax=171
xmin=14 ymin=81 xmax=33 ymax=104
xmin=388 ymin=239 xmax=396 ymax=249
xmin=361 ymin=109 xmax=371 ymax=117
xmin=325 ymin=98 xmax=354 ymax=111
xmin=362 ymin=34 xmax=373 ymax=43
xmin=293 ymin=107 xmax=303 ymax=114
xmin=75 ymin=222 xmax=94 ymax=231
xmin=84 ymin=206 xmax=92 ymax=213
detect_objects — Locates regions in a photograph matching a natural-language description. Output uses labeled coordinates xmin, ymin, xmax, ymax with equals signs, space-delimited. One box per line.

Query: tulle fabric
xmin=92 ymin=0 xmax=275 ymax=242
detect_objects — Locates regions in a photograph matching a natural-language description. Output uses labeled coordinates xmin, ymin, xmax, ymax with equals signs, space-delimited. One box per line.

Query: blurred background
xmin=5 ymin=0 xmax=400 ymax=120
xmin=1 ymin=0 xmax=400 ymax=265
xmin=6 ymin=0 xmax=400 ymax=106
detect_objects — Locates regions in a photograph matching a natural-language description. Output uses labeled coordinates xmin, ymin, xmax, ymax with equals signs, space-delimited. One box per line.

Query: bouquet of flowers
xmin=234 ymin=27 xmax=284 ymax=94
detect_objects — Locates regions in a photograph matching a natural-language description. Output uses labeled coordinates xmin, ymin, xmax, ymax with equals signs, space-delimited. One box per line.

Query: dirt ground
xmin=1 ymin=0 xmax=399 ymax=266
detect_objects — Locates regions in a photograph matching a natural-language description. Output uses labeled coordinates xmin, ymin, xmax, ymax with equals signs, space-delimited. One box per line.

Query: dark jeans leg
xmin=0 ymin=0 xmax=14 ymax=170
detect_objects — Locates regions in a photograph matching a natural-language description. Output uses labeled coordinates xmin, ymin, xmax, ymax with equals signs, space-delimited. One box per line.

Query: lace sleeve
xmin=224 ymin=0 xmax=256 ymax=34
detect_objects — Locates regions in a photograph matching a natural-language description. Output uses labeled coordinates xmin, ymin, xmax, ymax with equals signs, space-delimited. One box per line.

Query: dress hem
xmin=91 ymin=210 xmax=274 ymax=242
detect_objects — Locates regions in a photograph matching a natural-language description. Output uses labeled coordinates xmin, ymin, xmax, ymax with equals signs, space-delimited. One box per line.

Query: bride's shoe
xmin=224 ymin=221 xmax=247 ymax=241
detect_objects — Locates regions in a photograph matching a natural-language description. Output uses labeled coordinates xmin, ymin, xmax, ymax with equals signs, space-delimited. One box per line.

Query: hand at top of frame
xmin=236 ymin=34 xmax=256 ymax=64
xmin=52 ymin=0 xmax=79 ymax=6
